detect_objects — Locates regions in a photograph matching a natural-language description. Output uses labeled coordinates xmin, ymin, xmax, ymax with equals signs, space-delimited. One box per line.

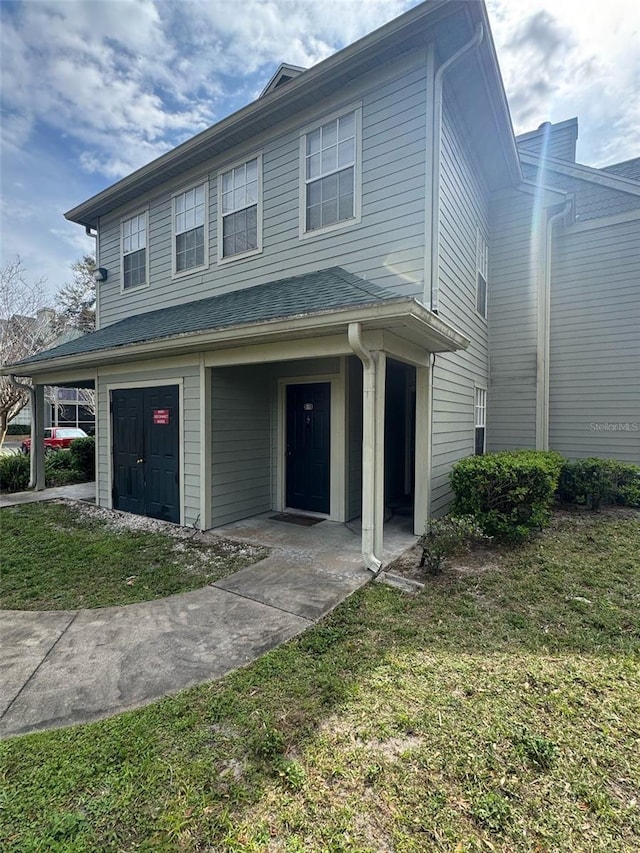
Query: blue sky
xmin=1 ymin=0 xmax=638 ymax=301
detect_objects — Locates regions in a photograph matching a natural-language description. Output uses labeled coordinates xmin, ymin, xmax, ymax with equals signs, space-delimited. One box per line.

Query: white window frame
xmin=475 ymin=226 xmax=489 ymax=319
xmin=171 ymin=181 xmax=209 ymax=279
xmin=217 ymin=153 xmax=263 ymax=264
xmin=120 ymin=207 xmax=149 ymax=293
xmin=298 ymin=103 xmax=362 ymax=240
xmin=474 ymin=385 xmax=487 ymax=455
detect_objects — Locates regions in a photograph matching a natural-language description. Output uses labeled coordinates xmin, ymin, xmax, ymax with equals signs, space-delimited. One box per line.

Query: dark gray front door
xmin=286 ymin=382 xmax=331 ymax=514
xmin=112 ymin=385 xmax=180 ymax=523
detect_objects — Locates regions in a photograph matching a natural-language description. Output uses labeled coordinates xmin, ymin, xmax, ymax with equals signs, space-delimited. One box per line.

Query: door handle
xmin=137 ymin=458 xmax=145 ymax=464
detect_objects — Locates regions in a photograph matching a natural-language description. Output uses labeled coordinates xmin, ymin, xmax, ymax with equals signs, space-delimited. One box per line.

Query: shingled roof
xmin=13 ymin=268 xmax=402 ymax=368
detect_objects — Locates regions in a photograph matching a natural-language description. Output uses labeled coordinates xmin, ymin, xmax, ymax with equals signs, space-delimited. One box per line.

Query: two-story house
xmin=5 ymin=0 xmax=639 ymax=572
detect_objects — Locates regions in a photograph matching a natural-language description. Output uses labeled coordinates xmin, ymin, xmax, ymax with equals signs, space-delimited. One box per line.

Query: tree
xmin=0 ymin=257 xmax=57 ymax=445
xmin=55 ymin=254 xmax=96 ymax=333
xmin=53 ymin=254 xmax=97 ymax=418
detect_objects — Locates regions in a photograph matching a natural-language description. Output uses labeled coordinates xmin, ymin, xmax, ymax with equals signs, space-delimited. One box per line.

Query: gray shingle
xmin=602 ymin=158 xmax=640 ymax=183
xmin=14 ymin=267 xmax=401 ymax=367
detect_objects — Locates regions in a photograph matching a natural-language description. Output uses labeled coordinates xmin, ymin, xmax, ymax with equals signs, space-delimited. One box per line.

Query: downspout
xmin=537 ymin=200 xmax=571 ymax=449
xmin=8 ymin=375 xmax=36 ymax=488
xmin=348 ymin=322 xmax=382 ymax=574
xmin=428 ymin=23 xmax=484 ymax=312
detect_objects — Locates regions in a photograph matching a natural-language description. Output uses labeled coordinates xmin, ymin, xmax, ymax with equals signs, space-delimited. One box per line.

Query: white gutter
xmin=8 ymin=375 xmax=36 ymax=488
xmin=428 ymin=23 xmax=484 ymax=312
xmin=536 ymin=200 xmax=572 ymax=449
xmin=348 ymin=322 xmax=382 ymax=574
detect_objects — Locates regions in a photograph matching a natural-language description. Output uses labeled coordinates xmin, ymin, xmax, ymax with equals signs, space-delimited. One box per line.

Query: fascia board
xmin=520 ymin=151 xmax=640 ymax=196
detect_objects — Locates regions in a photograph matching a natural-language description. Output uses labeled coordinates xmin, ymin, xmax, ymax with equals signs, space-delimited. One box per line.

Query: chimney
xmin=516 ymin=118 xmax=578 ymax=162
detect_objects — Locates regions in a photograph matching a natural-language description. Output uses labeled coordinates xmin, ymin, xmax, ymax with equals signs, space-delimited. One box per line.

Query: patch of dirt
xmin=385 ymin=541 xmax=502 ymax=584
xmin=367 ymin=734 xmax=425 ymax=759
xmin=386 ymin=506 xmax=640 ymax=584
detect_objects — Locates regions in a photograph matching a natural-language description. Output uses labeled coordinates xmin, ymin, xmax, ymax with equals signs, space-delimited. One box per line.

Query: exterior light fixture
xmin=93 ymin=267 xmax=108 ymax=282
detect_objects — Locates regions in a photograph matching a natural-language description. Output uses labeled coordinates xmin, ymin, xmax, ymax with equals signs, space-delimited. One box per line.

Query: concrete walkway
xmin=0 ymin=508 xmax=415 ymax=739
xmin=0 ymin=481 xmax=96 ymax=507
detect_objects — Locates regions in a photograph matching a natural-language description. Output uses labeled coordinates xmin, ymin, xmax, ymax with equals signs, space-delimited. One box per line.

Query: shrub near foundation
xmin=0 ymin=453 xmax=30 ymax=492
xmin=558 ymin=457 xmax=640 ymax=509
xmin=69 ymin=436 xmax=95 ymax=480
xmin=450 ymin=450 xmax=563 ymax=542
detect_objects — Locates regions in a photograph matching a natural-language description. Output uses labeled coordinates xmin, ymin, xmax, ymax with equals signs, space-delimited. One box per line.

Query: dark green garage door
xmin=111 ymin=385 xmax=180 ymax=523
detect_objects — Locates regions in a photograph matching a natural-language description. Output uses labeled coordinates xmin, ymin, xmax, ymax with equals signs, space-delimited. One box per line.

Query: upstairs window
xmin=301 ymin=108 xmax=359 ymax=234
xmin=122 ymin=212 xmax=147 ymax=289
xmin=219 ymin=156 xmax=261 ymax=260
xmin=173 ymin=183 xmax=207 ymax=274
xmin=476 ymin=228 xmax=488 ymax=318
xmin=474 ymin=387 xmax=487 ymax=455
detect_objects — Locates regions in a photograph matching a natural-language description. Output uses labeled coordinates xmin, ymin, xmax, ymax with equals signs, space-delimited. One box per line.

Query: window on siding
xmin=174 ymin=184 xmax=206 ymax=273
xmin=122 ymin=212 xmax=146 ymax=289
xmin=220 ymin=157 xmax=260 ymax=259
xmin=476 ymin=228 xmax=488 ymax=317
xmin=475 ymin=387 xmax=487 ymax=455
xmin=303 ymin=111 xmax=356 ymax=232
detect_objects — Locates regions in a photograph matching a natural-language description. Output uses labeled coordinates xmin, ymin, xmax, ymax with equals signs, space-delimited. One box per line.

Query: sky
xmin=1 ymin=0 xmax=639 ymax=301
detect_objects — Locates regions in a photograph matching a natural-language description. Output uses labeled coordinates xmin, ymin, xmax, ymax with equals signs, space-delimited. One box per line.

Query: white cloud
xmin=486 ymin=0 xmax=640 ymax=164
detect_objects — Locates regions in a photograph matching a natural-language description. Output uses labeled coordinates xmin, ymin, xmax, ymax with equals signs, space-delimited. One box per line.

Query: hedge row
xmin=450 ymin=450 xmax=640 ymax=542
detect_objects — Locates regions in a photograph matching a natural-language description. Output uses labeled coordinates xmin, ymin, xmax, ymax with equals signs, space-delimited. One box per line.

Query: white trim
xmin=95 ymin=221 xmax=101 ymax=330
xmin=120 ymin=206 xmax=150 ymax=293
xmin=276 ymin=369 xmax=345 ymax=522
xmin=298 ymin=102 xmax=362 ymax=240
xmin=474 ymin=384 xmax=487 ymax=455
xmin=199 ymin=354 xmax=212 ymax=531
xmin=519 ymin=151 xmax=640 ymax=197
xmin=216 ymin=152 xmax=263 ymax=264
xmin=105 ymin=378 xmax=185 ymax=526
xmin=171 ymin=180 xmax=209 ymax=279
xmin=475 ymin=225 xmax=489 ymax=320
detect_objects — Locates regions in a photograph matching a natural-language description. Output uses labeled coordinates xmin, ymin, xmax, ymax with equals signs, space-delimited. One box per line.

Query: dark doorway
xmin=385 ymin=359 xmax=416 ymax=517
xmin=111 ymin=385 xmax=180 ymax=523
xmin=286 ymin=382 xmax=331 ymax=514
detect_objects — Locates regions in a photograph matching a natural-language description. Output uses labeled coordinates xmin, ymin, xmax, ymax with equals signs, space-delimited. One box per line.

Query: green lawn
xmin=0 ymin=502 xmax=268 ymax=610
xmin=1 ymin=511 xmax=639 ymax=851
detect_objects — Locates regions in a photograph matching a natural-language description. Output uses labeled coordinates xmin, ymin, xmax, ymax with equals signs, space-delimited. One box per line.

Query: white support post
xmin=199 ymin=356 xmax=212 ymax=530
xmin=373 ymin=350 xmax=386 ymax=561
xmin=34 ymin=383 xmax=46 ymax=491
xmin=413 ymin=360 xmax=433 ymax=535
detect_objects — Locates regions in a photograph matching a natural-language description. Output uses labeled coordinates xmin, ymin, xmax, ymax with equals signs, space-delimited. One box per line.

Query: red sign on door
xmin=153 ymin=408 xmax=170 ymax=425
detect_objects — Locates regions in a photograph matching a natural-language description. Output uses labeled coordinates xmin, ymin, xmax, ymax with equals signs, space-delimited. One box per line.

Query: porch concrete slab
xmin=0 ymin=481 xmax=96 ymax=508
xmin=0 ymin=610 xmax=76 ymax=717
xmin=0 ymin=587 xmax=309 ymax=738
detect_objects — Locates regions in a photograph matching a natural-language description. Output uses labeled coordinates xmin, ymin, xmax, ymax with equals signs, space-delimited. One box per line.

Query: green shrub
xmin=450 ymin=450 xmax=563 ymax=542
xmin=418 ymin=515 xmax=489 ymax=575
xmin=70 ymin=436 xmax=95 ymax=479
xmin=45 ymin=468 xmax=86 ymax=488
xmin=558 ymin=458 xmax=640 ymax=509
xmin=5 ymin=422 xmax=30 ymax=436
xmin=0 ymin=453 xmax=30 ymax=492
xmin=45 ymin=449 xmax=75 ymax=471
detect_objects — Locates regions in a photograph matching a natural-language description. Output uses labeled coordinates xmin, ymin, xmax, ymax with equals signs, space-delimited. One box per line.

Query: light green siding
xmin=96 ymin=51 xmax=428 ymax=329
xmin=430 ymin=98 xmax=490 ymax=515
xmin=549 ymin=217 xmax=640 ymax=462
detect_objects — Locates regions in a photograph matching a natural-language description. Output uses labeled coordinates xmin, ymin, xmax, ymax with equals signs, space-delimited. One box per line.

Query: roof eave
xmin=2 ymin=299 xmax=469 ymax=378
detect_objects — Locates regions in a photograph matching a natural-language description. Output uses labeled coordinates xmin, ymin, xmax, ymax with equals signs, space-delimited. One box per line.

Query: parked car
xmin=21 ymin=427 xmax=88 ymax=455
